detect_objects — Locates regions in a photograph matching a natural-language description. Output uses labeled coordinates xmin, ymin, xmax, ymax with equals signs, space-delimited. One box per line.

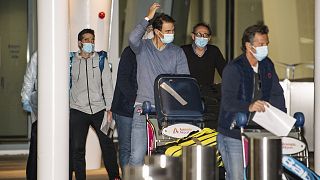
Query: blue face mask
xmin=159 ymin=32 xmax=174 ymax=44
xmin=195 ymin=37 xmax=209 ymax=48
xmin=251 ymin=45 xmax=268 ymax=61
xmin=82 ymin=43 xmax=94 ymax=53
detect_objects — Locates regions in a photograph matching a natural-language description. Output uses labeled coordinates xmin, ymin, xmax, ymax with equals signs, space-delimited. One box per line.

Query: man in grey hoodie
xmin=69 ymin=29 xmax=120 ymax=180
xmin=128 ymin=3 xmax=190 ymax=166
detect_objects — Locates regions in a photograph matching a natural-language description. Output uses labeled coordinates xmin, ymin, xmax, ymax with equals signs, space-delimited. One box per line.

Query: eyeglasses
xmin=193 ymin=32 xmax=210 ymax=38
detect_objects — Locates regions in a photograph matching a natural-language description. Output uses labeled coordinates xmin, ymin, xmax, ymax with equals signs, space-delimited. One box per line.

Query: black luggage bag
xmin=154 ymin=74 xmax=204 ymax=125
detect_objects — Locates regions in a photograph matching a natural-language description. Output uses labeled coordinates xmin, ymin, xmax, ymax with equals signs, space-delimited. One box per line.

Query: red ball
xmin=98 ymin=12 xmax=105 ymax=19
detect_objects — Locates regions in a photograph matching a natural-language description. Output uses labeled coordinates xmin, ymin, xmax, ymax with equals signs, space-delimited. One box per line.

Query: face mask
xmin=195 ymin=37 xmax=209 ymax=48
xmin=82 ymin=43 xmax=94 ymax=53
xmin=159 ymin=32 xmax=174 ymax=44
xmin=250 ymin=45 xmax=268 ymax=61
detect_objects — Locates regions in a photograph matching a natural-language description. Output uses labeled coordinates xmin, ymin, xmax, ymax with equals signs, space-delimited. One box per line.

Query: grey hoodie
xmin=70 ymin=52 xmax=113 ymax=114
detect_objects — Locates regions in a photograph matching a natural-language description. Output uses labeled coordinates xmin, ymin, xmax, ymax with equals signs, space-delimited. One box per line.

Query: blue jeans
xmin=217 ymin=133 xmax=244 ymax=180
xmin=128 ymin=105 xmax=147 ymax=166
xmin=113 ymin=113 xmax=132 ymax=172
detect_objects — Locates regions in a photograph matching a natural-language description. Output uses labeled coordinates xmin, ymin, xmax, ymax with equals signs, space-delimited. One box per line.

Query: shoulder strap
xmin=69 ymin=52 xmax=77 ymax=88
xmin=97 ymin=51 xmax=108 ymax=105
xmin=97 ymin=50 xmax=108 ymax=73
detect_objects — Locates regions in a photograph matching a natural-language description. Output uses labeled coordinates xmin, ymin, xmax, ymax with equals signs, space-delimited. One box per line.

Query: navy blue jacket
xmin=217 ymin=54 xmax=286 ymax=139
xmin=111 ymin=47 xmax=137 ymax=117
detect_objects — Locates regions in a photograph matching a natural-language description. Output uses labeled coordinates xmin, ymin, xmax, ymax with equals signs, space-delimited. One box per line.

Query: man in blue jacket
xmin=217 ymin=24 xmax=286 ymax=180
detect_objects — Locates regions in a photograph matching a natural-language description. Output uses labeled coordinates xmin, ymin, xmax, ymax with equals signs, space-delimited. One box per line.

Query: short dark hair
xmin=152 ymin=13 xmax=175 ymax=31
xmin=78 ymin=29 xmax=95 ymax=41
xmin=192 ymin=23 xmax=212 ymax=36
xmin=241 ymin=24 xmax=269 ymax=52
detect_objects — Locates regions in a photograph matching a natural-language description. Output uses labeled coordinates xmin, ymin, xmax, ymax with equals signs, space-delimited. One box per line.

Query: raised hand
xmin=146 ymin=2 xmax=161 ymax=20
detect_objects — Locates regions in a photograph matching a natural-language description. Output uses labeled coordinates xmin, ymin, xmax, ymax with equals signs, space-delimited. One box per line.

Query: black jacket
xmin=111 ymin=47 xmax=137 ymax=117
xmin=218 ymin=54 xmax=286 ymax=139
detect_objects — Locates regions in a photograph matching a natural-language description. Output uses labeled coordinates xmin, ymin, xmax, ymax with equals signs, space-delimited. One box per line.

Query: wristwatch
xmin=144 ymin=17 xmax=150 ymax=21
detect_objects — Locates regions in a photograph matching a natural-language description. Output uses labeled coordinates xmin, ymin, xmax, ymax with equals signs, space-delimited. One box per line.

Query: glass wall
xmin=234 ymin=0 xmax=314 ymax=80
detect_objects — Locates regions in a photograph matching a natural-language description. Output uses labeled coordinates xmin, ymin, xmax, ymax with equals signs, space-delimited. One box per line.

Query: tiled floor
xmin=0 ymin=155 xmax=109 ymax=180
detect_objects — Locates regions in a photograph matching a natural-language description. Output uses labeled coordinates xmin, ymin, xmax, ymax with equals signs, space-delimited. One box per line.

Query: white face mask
xmin=82 ymin=43 xmax=94 ymax=53
xmin=195 ymin=37 xmax=209 ymax=48
xmin=250 ymin=45 xmax=268 ymax=61
xmin=159 ymin=32 xmax=174 ymax=44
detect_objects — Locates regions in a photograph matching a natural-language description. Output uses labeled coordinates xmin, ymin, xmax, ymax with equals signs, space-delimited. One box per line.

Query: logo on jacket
xmin=267 ymin=72 xmax=272 ymax=79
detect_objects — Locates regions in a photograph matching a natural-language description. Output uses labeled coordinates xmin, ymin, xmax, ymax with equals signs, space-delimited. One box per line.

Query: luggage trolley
xmin=235 ymin=112 xmax=312 ymax=179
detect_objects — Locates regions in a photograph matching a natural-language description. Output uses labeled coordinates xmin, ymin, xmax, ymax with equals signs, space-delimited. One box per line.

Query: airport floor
xmin=0 ymin=154 xmax=109 ymax=180
xmin=0 ymin=152 xmax=315 ymax=180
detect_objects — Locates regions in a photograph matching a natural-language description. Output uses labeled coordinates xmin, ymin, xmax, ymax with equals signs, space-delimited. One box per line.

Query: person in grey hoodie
xmin=69 ymin=29 xmax=120 ymax=180
xmin=128 ymin=3 xmax=190 ymax=166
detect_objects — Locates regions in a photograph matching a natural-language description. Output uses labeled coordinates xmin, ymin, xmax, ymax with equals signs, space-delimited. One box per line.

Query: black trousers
xmin=69 ymin=109 xmax=120 ymax=180
xmin=26 ymin=121 xmax=37 ymax=180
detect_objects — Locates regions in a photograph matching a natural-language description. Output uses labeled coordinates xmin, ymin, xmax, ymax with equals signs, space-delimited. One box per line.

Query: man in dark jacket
xmin=217 ymin=24 xmax=286 ymax=180
xmin=111 ymin=46 xmax=137 ymax=173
